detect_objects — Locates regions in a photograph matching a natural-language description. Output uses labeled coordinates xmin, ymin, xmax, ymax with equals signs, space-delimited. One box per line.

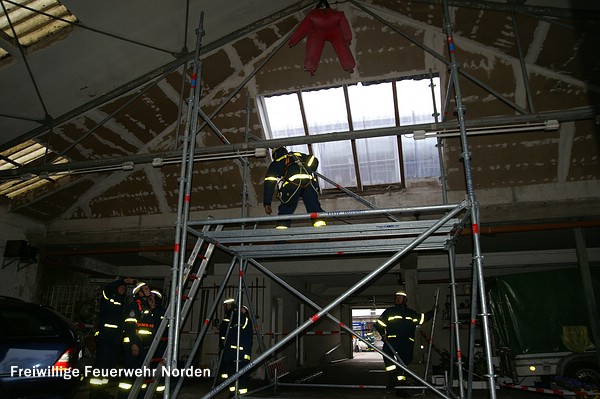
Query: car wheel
xmin=565 ymin=363 xmax=600 ymax=387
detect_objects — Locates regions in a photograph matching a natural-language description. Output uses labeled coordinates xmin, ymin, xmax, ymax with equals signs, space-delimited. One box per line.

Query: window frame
xmin=257 ymin=74 xmax=442 ymax=194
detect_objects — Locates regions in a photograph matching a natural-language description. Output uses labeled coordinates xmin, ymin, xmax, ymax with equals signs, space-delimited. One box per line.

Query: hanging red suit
xmin=289 ymin=6 xmax=356 ymax=76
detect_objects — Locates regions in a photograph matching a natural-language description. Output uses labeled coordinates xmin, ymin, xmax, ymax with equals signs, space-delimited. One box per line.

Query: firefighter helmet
xmin=271 ymin=147 xmax=288 ymax=159
xmin=132 ymin=281 xmax=148 ymax=295
xmin=395 ymin=290 xmax=407 ymax=297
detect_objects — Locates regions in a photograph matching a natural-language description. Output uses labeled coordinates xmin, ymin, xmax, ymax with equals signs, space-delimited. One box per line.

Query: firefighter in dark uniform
xmin=89 ymin=277 xmax=134 ymax=396
xmin=218 ymin=300 xmax=254 ymax=396
xmin=375 ymin=290 xmax=435 ymax=398
xmin=119 ymin=282 xmax=154 ymax=399
xmin=263 ymin=146 xmax=326 ymax=228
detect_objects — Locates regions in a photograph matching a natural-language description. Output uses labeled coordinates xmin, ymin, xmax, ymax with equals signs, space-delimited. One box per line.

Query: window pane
xmin=262 ymin=93 xmax=305 ymax=139
xmin=348 ymin=81 xmax=399 ymax=185
xmin=312 ymin=141 xmax=356 ymax=189
xmin=302 ymin=87 xmax=349 ymax=134
xmin=396 ymin=78 xmax=440 ymax=125
xmin=356 ymin=137 xmax=400 ymax=185
xmin=302 ymin=88 xmax=355 ymax=188
xmin=261 ymin=94 xmax=308 ymax=155
xmin=396 ymin=78 xmax=441 ymax=179
xmin=348 ymin=82 xmax=396 ymax=130
xmin=401 ymin=136 xmax=440 ymax=179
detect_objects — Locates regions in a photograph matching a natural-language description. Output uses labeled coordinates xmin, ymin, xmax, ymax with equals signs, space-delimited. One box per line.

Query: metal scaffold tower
xmin=127 ymin=2 xmax=499 ymax=399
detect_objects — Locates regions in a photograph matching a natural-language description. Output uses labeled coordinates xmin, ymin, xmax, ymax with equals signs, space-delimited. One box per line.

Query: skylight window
xmin=258 ymin=76 xmax=442 ymax=191
xmin=0 ymin=0 xmax=77 ymax=59
xmin=0 ymin=140 xmax=69 ymax=199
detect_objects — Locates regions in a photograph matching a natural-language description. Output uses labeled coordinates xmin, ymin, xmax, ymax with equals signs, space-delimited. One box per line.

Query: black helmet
xmin=272 ymin=147 xmax=288 ymax=159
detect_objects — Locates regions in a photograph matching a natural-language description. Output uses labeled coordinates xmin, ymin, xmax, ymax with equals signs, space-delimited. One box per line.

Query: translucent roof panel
xmin=0 ymin=0 xmax=77 ymax=59
xmin=0 ymin=140 xmax=69 ymax=199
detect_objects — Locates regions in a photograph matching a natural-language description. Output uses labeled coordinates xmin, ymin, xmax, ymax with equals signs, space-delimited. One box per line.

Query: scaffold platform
xmin=197 ymin=218 xmax=461 ymax=258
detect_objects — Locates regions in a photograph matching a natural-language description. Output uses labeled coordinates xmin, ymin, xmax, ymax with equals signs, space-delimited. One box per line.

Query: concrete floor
xmin=75 ymin=352 xmax=557 ymax=399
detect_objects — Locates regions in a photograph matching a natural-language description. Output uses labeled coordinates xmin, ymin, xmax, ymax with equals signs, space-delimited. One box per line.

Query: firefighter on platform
xmin=263 ymin=146 xmax=326 ymax=229
xmin=89 ymin=277 xmax=134 ymax=397
xmin=218 ymin=299 xmax=254 ymax=396
xmin=118 ymin=281 xmax=155 ymax=399
xmin=375 ymin=290 xmax=435 ymax=398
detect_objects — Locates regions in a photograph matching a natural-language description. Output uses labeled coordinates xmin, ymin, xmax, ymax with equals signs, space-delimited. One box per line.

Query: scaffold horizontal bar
xmin=188 ymin=202 xmax=467 ymax=226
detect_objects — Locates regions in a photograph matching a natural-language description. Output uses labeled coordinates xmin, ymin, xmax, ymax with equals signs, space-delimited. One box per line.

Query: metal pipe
xmin=188 ymin=203 xmax=462 ymax=226
xmin=448 ymin=247 xmax=466 ymax=399
xmin=2 ymin=106 xmax=594 ymax=180
xmin=162 ymin=14 xmax=205 ymax=399
xmin=511 ymin=10 xmax=535 ymax=113
xmin=441 ymin=2 xmax=496 ymax=398
xmin=424 ymin=288 xmax=441 ymax=386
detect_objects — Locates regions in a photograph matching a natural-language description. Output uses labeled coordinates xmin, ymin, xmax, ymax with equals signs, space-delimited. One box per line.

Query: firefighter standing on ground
xmin=119 ymin=282 xmax=155 ymax=398
xmin=218 ymin=299 xmax=254 ymax=396
xmin=375 ymin=290 xmax=435 ymax=397
xmin=90 ymin=277 xmax=134 ymax=395
xmin=263 ymin=146 xmax=326 ymax=228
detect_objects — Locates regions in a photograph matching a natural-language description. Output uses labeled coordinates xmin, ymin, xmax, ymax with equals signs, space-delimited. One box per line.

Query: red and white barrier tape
xmin=500 ymin=383 xmax=600 ymax=397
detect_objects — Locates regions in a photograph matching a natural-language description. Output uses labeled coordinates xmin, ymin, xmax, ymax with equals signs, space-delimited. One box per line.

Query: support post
xmin=441 ymin=1 xmax=496 ymax=398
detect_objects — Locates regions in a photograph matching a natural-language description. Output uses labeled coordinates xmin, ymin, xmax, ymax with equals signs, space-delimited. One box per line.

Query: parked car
xmin=0 ymin=296 xmax=84 ymax=399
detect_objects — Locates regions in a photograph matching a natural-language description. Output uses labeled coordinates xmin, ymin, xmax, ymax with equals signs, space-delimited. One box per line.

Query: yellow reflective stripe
xmin=138 ymin=329 xmax=152 ymax=335
xmin=386 ymin=365 xmax=397 ymax=371
xmin=376 ymin=319 xmax=387 ymax=327
xmin=419 ymin=313 xmax=425 ymax=324
xmin=123 ymin=337 xmax=130 ymax=343
xmin=125 ymin=318 xmax=137 ymax=323
xmin=242 ymin=318 xmax=248 ymax=329
xmin=409 ymin=337 xmax=415 ymax=342
xmin=288 ymin=173 xmax=313 ymax=181
xmin=104 ymin=323 xmax=118 ymax=329
xmin=398 ymin=375 xmax=407 ymax=381
xmin=244 ymin=354 xmax=251 ymax=360
xmin=119 ymin=382 xmax=132 ymax=390
xmin=102 ymin=291 xmax=122 ymax=306
xmin=239 ymin=388 xmax=248 ymax=394
xmin=265 ymin=176 xmax=278 ymax=182
xmin=221 ymin=373 xmax=228 ymax=379
xmin=307 ymin=155 xmax=316 ymax=167
xmin=223 ymin=318 xmax=230 ymax=322
xmin=156 ymin=386 xmax=166 ymax=392
xmin=90 ymin=378 xmax=104 ymax=385
xmin=229 ymin=387 xmax=236 ymax=392
xmin=388 ymin=334 xmax=397 ymax=338
xmin=388 ymin=315 xmax=403 ymax=321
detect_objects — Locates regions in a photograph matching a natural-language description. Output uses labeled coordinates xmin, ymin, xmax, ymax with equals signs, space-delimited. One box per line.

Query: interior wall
xmin=0 ymin=205 xmax=46 ymax=301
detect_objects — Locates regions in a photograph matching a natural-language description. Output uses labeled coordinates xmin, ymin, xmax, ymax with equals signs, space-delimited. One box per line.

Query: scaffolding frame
xmin=130 ymin=1 xmax=503 ymax=398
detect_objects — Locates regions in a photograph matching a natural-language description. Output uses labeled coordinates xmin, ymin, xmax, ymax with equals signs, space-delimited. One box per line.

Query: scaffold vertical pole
xmin=441 ymin=1 xmax=497 ymax=398
xmin=164 ymin=12 xmax=205 ymax=399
